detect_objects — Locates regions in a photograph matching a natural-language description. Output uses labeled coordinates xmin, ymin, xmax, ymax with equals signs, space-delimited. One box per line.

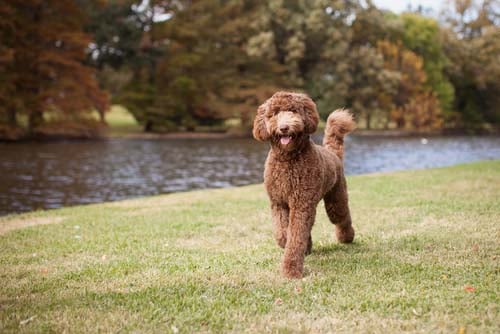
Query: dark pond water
xmin=1 ymin=136 xmax=499 ymax=215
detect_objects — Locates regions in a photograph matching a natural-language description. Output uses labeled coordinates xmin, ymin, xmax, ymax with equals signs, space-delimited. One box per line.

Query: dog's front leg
xmin=271 ymin=203 xmax=289 ymax=249
xmin=281 ymin=206 xmax=316 ymax=279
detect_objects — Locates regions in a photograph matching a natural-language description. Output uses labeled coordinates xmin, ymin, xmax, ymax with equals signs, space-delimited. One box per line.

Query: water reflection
xmin=1 ymin=136 xmax=499 ymax=215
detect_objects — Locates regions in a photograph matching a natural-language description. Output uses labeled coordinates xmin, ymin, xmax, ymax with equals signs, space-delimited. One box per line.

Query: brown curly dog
xmin=253 ymin=91 xmax=356 ymax=279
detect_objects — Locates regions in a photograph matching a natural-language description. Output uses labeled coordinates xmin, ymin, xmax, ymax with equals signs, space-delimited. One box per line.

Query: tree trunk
xmin=6 ymin=109 xmax=17 ymax=127
xmin=144 ymin=120 xmax=153 ymax=132
xmin=28 ymin=110 xmax=43 ymax=133
xmin=396 ymin=118 xmax=405 ymax=129
xmin=384 ymin=113 xmax=390 ymax=129
xmin=27 ymin=4 xmax=43 ymax=134
xmin=365 ymin=113 xmax=372 ymax=130
xmin=98 ymin=109 xmax=105 ymax=123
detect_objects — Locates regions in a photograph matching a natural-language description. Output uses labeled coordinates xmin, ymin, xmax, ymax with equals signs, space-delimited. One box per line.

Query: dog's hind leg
xmin=324 ymin=176 xmax=355 ymax=243
xmin=306 ymin=235 xmax=312 ymax=256
xmin=271 ymin=203 xmax=289 ymax=249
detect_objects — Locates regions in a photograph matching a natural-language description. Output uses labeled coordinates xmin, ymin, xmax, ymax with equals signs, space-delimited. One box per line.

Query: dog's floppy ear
xmin=301 ymin=94 xmax=319 ymax=134
xmin=253 ymin=100 xmax=271 ymax=141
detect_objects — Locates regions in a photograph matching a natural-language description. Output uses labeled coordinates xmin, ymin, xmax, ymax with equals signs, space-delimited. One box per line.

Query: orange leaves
xmin=378 ymin=39 xmax=443 ymax=130
xmin=378 ymin=40 xmax=427 ymax=90
xmin=463 ymin=286 xmax=476 ymax=293
xmin=393 ymin=92 xmax=443 ymax=130
xmin=1 ymin=0 xmax=109 ymax=133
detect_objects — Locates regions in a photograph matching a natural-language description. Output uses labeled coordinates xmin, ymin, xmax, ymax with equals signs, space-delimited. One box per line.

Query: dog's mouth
xmin=280 ymin=136 xmax=292 ymax=145
xmin=278 ymin=134 xmax=294 ymax=146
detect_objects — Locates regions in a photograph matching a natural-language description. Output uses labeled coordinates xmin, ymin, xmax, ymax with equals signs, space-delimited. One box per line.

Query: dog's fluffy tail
xmin=323 ymin=109 xmax=356 ymax=161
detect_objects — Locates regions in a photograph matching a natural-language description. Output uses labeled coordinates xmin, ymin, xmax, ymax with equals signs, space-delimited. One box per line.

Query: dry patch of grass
xmin=0 ymin=216 xmax=64 ymax=235
xmin=239 ymin=310 xmax=498 ymax=334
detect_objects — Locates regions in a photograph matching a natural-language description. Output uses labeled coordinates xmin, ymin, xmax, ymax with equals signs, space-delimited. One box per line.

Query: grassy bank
xmin=104 ymin=105 xmax=143 ymax=137
xmin=1 ymin=161 xmax=499 ymax=333
xmin=104 ymin=106 xmax=248 ymax=139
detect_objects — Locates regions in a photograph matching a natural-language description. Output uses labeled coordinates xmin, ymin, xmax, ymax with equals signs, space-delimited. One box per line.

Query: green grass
xmin=1 ymin=161 xmax=499 ymax=333
xmin=104 ymin=105 xmax=143 ymax=136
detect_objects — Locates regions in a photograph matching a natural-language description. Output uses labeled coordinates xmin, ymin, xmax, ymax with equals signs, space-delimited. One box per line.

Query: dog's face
xmin=253 ymin=92 xmax=319 ymax=150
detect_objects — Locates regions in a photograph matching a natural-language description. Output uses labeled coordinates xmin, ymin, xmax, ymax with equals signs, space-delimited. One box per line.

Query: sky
xmin=372 ymin=0 xmax=447 ymax=15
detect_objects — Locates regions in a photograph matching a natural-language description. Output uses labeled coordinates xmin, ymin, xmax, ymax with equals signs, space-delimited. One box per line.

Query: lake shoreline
xmin=2 ymin=133 xmax=499 ymax=216
xmin=3 ymin=128 xmax=499 ymax=142
xmin=2 ymin=159 xmax=498 ymax=219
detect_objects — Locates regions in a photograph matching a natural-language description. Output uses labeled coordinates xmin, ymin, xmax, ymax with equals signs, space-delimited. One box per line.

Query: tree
xmin=378 ymin=40 xmax=443 ymax=130
xmin=81 ymin=0 xmax=144 ymax=70
xmin=0 ymin=4 xmax=18 ymax=128
xmin=444 ymin=0 xmax=499 ymax=39
xmin=246 ymin=0 xmax=361 ymax=118
xmin=351 ymin=1 xmax=403 ymax=47
xmin=66 ymin=0 xmax=500 ymax=133
xmin=0 ymin=0 xmax=109 ymax=137
xmin=116 ymin=0 xmax=287 ymax=132
xmin=400 ymin=13 xmax=455 ymax=117
xmin=345 ymin=45 xmax=399 ymax=129
xmin=442 ymin=0 xmax=500 ymax=127
xmin=348 ymin=4 xmax=403 ymax=128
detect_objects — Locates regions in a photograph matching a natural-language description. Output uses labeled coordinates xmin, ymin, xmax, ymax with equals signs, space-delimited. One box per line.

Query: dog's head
xmin=252 ymin=92 xmax=319 ymax=150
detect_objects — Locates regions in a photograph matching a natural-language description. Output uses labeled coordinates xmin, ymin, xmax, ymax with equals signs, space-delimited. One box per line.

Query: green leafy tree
xmin=246 ymin=0 xmax=360 ymax=118
xmin=400 ymin=13 xmax=455 ymax=117
xmin=81 ymin=0 xmax=143 ymax=70
xmin=442 ymin=0 xmax=500 ymax=127
xmin=73 ymin=0 xmax=499 ymax=133
xmin=346 ymin=45 xmax=400 ymax=129
xmin=117 ymin=0 xmax=286 ymax=132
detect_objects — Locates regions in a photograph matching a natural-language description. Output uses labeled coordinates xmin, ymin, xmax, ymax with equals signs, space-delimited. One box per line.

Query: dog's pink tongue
xmin=280 ymin=136 xmax=292 ymax=145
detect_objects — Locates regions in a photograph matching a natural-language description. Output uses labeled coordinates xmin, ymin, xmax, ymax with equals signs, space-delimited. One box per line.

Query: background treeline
xmin=1 ymin=0 xmax=499 ymax=139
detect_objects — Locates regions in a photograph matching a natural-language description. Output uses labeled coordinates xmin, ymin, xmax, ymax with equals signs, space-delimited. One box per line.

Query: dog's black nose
xmin=279 ymin=125 xmax=289 ymax=133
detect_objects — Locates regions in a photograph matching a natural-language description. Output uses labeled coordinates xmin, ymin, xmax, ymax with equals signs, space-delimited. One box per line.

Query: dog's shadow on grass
xmin=311 ymin=241 xmax=366 ymax=256
xmin=307 ymin=241 xmax=368 ymax=275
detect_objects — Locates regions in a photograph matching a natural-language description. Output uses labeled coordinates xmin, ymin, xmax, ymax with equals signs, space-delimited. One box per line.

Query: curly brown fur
xmin=253 ymin=91 xmax=355 ymax=279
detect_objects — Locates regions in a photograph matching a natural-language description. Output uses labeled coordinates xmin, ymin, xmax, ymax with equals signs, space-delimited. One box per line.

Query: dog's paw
xmin=282 ymin=268 xmax=303 ymax=279
xmin=336 ymin=225 xmax=355 ymax=243
xmin=282 ymin=260 xmax=304 ymax=279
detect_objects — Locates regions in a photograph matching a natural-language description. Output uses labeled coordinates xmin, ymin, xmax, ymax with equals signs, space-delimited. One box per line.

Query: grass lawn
xmin=104 ymin=105 xmax=143 ymax=136
xmin=0 ymin=161 xmax=499 ymax=333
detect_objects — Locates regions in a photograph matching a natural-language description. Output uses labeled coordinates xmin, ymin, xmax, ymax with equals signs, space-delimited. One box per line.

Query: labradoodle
xmin=253 ymin=91 xmax=356 ymax=279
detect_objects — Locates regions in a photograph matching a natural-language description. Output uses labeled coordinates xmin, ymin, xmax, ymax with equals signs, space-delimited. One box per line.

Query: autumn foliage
xmin=0 ymin=0 xmax=109 ymax=139
xmin=0 ymin=0 xmax=499 ymax=138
